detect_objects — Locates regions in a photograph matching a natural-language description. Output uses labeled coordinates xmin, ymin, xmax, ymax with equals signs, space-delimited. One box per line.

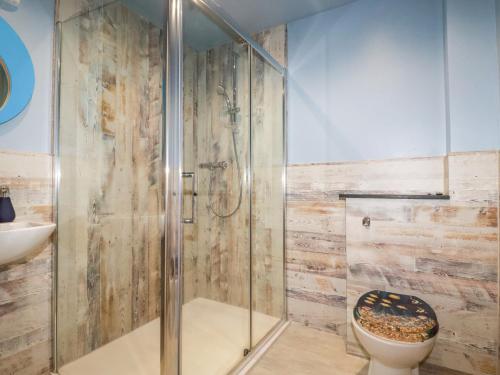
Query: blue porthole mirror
xmin=0 ymin=16 xmax=35 ymax=124
xmin=0 ymin=58 xmax=9 ymax=109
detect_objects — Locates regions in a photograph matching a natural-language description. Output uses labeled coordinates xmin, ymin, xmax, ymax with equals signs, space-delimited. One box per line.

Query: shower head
xmin=217 ymin=83 xmax=232 ymax=110
xmin=217 ymin=84 xmax=226 ymax=96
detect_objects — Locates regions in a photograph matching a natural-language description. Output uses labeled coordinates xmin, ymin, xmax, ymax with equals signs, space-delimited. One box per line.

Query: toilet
xmin=352 ymin=290 xmax=438 ymax=375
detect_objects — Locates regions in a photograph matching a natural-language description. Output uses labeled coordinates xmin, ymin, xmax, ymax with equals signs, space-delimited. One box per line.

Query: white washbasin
xmin=0 ymin=222 xmax=56 ymax=266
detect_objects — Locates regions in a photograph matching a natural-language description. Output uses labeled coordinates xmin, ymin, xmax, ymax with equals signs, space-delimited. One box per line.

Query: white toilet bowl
xmin=352 ymin=317 xmax=437 ymax=375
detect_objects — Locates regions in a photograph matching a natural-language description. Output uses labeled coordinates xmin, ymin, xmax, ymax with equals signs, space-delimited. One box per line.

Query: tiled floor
xmin=249 ymin=323 xmax=369 ymax=375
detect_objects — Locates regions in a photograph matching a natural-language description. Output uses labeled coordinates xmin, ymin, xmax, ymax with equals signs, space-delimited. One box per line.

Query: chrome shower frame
xmin=163 ymin=0 xmax=183 ymax=374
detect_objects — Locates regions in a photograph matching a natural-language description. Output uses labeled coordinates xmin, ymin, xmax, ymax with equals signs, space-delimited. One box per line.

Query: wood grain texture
xmin=0 ymin=151 xmax=53 ymax=375
xmin=252 ymin=25 xmax=287 ymax=68
xmin=286 ymin=199 xmax=347 ymax=335
xmin=182 ymin=42 xmax=251 ymax=309
xmin=56 ymin=3 xmax=162 ymax=367
xmin=182 ymin=26 xmax=286 ymax=326
xmin=250 ymin=323 xmax=467 ymax=375
xmin=288 ymin=155 xmax=446 ymax=201
xmin=250 ymin=30 xmax=286 ymax=326
xmin=346 ymin=199 xmax=498 ymax=374
xmin=286 ymin=151 xmax=499 ymax=375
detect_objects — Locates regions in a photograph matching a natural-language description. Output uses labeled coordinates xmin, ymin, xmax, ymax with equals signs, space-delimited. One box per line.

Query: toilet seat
xmin=354 ymin=290 xmax=438 ymax=343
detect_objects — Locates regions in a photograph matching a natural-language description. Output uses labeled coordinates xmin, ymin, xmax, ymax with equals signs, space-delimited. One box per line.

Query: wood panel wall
xmin=182 ymin=26 xmax=286 ymax=320
xmin=287 ymin=151 xmax=499 ymax=375
xmin=0 ymin=151 xmax=53 ymax=375
xmin=251 ymin=25 xmax=286 ymax=321
xmin=56 ymin=3 xmax=162 ymax=367
xmin=183 ymin=41 xmax=251 ymax=308
xmin=287 ymin=156 xmax=446 ymax=335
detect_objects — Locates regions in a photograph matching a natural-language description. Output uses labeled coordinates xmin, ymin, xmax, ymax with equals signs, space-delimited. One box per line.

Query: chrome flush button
xmin=362 ymin=216 xmax=371 ymax=227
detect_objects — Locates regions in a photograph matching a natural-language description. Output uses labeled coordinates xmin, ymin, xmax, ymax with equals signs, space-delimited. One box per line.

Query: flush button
xmin=362 ymin=217 xmax=371 ymax=227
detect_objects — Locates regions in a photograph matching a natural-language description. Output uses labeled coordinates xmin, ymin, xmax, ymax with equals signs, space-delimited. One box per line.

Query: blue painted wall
xmin=0 ymin=0 xmax=54 ymax=154
xmin=497 ymin=0 xmax=500 ymax=106
xmin=0 ymin=0 xmax=497 ymax=158
xmin=287 ymin=0 xmax=500 ymax=164
xmin=446 ymin=0 xmax=500 ymax=152
xmin=497 ymin=0 xmax=500 ymax=78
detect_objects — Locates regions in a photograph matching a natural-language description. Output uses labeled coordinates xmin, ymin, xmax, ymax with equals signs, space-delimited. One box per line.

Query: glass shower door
xmin=181 ymin=1 xmax=251 ymax=374
xmin=55 ymin=1 xmax=165 ymax=374
xmin=250 ymin=48 xmax=286 ymax=346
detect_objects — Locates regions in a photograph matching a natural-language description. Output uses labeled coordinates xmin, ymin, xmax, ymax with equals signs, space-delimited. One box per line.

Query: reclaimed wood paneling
xmin=287 ymin=151 xmax=499 ymax=375
xmin=288 ymin=155 xmax=446 ymax=201
xmin=182 ymin=26 xmax=286 ymax=324
xmin=286 ymin=198 xmax=347 ymax=335
xmin=182 ymin=42 xmax=251 ymax=309
xmin=0 ymin=151 xmax=53 ymax=375
xmin=57 ymin=3 xmax=162 ymax=367
xmin=252 ymin=25 xmax=287 ymax=68
xmin=251 ymin=29 xmax=286 ymax=326
xmin=346 ymin=198 xmax=498 ymax=374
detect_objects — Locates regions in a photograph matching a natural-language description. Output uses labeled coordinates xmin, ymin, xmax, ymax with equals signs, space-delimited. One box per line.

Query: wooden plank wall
xmin=287 ymin=156 xmax=446 ymax=335
xmin=346 ymin=151 xmax=499 ymax=375
xmin=182 ymin=26 xmax=286 ymax=320
xmin=56 ymin=3 xmax=162 ymax=367
xmin=183 ymin=41 xmax=252 ymax=308
xmin=0 ymin=151 xmax=53 ymax=375
xmin=287 ymin=151 xmax=499 ymax=375
xmin=251 ymin=25 xmax=286 ymax=320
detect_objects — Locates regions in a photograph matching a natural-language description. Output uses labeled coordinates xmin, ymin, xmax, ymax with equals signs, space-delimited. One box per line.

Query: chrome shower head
xmin=217 ymin=84 xmax=226 ymax=96
xmin=217 ymin=83 xmax=232 ymax=110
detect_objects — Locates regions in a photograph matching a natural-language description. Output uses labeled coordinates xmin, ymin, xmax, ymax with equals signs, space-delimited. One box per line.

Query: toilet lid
xmin=354 ymin=290 xmax=438 ymax=343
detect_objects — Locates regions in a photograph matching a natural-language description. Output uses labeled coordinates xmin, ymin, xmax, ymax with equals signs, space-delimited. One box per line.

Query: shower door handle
xmin=182 ymin=172 xmax=196 ymax=224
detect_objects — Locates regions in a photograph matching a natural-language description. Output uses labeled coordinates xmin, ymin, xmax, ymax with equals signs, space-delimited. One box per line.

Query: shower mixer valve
xmin=199 ymin=161 xmax=230 ymax=170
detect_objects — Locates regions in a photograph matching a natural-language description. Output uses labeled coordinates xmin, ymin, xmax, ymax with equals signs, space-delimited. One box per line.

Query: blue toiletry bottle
xmin=0 ymin=186 xmax=15 ymax=223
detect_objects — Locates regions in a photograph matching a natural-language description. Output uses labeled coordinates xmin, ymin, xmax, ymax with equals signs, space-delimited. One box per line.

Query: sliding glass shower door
xmin=181 ymin=3 xmax=251 ymax=373
xmin=177 ymin=1 xmax=286 ymax=374
xmin=250 ymin=48 xmax=286 ymax=346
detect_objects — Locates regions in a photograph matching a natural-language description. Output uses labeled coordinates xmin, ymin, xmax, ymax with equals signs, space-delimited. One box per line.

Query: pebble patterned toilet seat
xmin=354 ymin=290 xmax=439 ymax=343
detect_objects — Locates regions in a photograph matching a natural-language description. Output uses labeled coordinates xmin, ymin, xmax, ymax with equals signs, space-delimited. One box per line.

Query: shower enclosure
xmin=53 ymin=0 xmax=286 ymax=374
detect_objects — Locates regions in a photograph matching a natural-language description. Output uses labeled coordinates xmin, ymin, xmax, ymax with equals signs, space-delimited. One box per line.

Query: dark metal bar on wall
xmin=339 ymin=193 xmax=451 ymax=200
xmin=162 ymin=0 xmax=183 ymax=374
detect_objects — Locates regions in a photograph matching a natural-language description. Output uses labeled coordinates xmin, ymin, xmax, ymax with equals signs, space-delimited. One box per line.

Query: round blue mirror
xmin=0 ymin=57 xmax=9 ymax=109
xmin=0 ymin=16 xmax=35 ymax=124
